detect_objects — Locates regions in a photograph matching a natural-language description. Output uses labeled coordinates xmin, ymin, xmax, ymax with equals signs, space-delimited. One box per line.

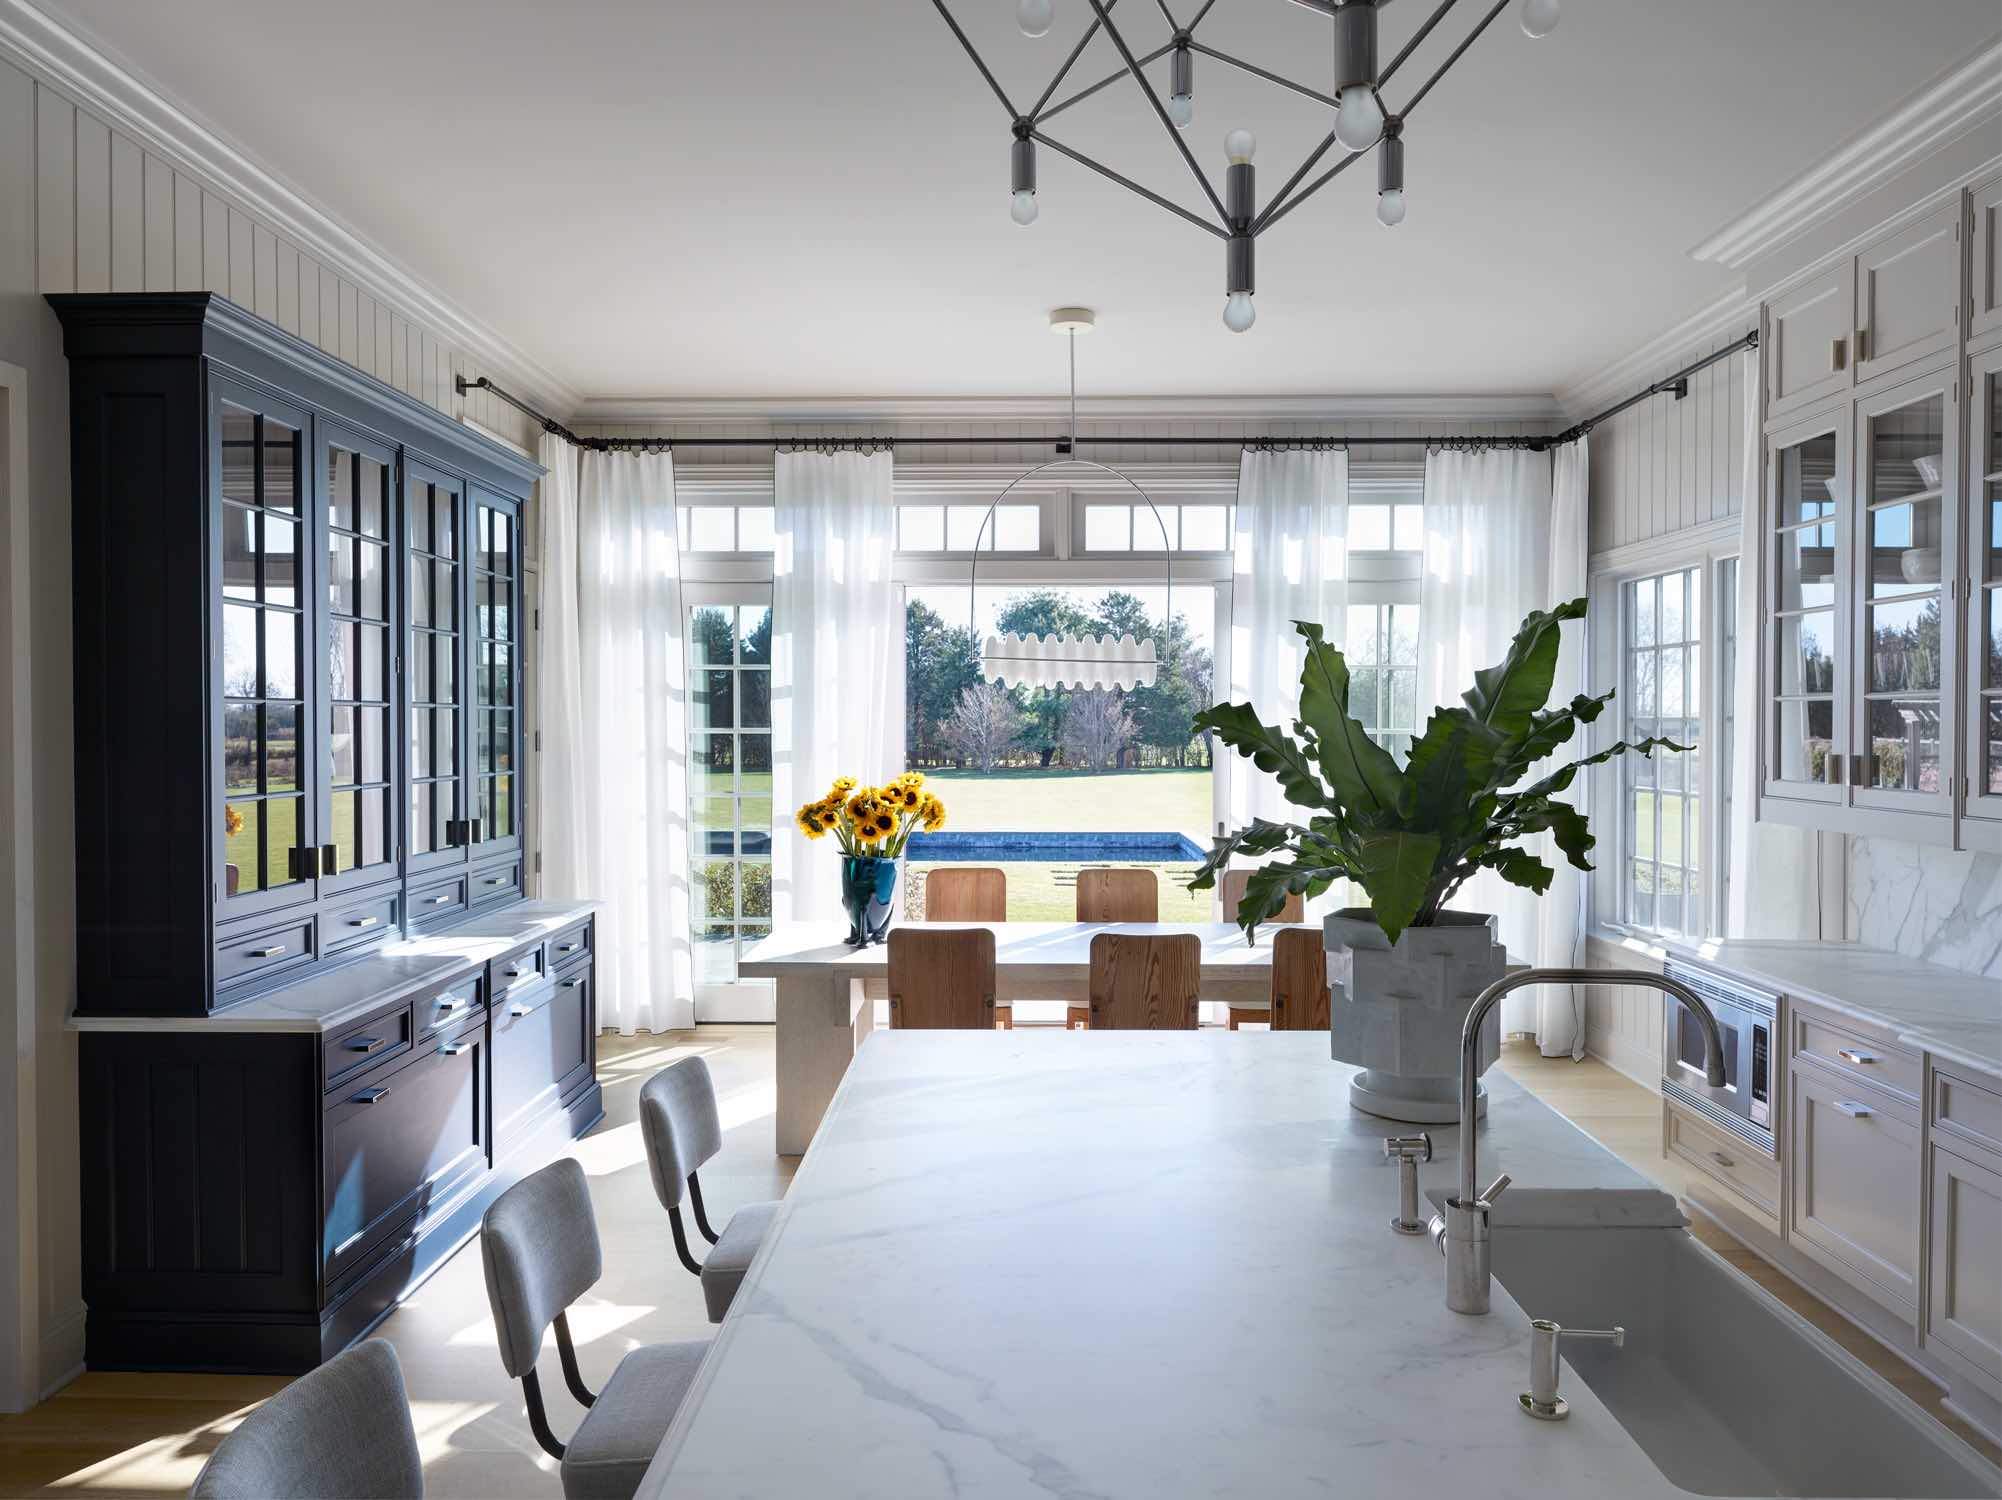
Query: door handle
xmin=1836 ymin=1048 xmax=1876 ymax=1066
xmin=352 ymin=1086 xmax=391 ymax=1105
xmin=1833 ymin=1100 xmax=1873 ymax=1119
xmin=347 ymin=915 xmax=379 ymax=929
xmin=345 ymin=1035 xmax=389 ymax=1054
xmin=248 ymin=944 xmax=288 ymax=959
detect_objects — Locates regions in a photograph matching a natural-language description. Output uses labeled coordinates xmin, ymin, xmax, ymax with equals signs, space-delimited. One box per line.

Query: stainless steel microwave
xmin=1662 ymin=960 xmax=1777 ymax=1155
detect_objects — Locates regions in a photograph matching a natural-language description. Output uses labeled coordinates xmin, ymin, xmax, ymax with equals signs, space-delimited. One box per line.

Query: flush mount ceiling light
xmin=932 ymin=0 xmax=1558 ymax=330
xmin=969 ymin=308 xmax=1171 ymax=692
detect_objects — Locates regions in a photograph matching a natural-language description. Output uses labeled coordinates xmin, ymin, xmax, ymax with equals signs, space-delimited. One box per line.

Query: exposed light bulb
xmin=1018 ymin=0 xmax=1054 ymax=38
xmin=1168 ymin=92 xmax=1194 ymax=129
xmin=1376 ymin=188 xmax=1406 ymax=227
xmin=1222 ymin=291 xmax=1256 ymax=333
xmin=1334 ymin=85 xmax=1383 ymax=151
xmin=1010 ymin=189 xmax=1039 ymax=225
xmin=1223 ymin=128 xmax=1256 ymax=165
xmin=1519 ymin=0 xmax=1560 ymax=37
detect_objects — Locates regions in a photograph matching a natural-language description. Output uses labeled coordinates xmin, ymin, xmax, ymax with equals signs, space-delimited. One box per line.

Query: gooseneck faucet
xmin=1431 ymin=967 xmax=1729 ymax=1315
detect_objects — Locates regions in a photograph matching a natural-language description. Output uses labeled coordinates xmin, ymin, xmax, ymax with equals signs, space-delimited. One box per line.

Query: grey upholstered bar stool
xmin=480 ymin=1158 xmax=710 ymax=1500
xmin=189 ymin=1338 xmax=422 ymax=1499
xmin=639 ymin=1056 xmax=781 ymax=1323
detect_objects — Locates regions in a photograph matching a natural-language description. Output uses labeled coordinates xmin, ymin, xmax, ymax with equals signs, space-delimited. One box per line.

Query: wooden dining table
xmin=739 ymin=920 xmax=1301 ymax=1154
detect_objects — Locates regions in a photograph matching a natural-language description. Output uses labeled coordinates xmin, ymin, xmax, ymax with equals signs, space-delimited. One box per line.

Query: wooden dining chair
xmin=1068 ymin=868 xmax=1161 ymax=1026
xmin=1218 ymin=868 xmax=1305 ymax=925
xmin=1228 ymin=925 xmax=1331 ymax=1031
xmin=1085 ymin=931 xmax=1202 ymax=1030
xmin=888 ymin=928 xmax=998 ymax=1030
xmin=922 ymin=868 xmax=1012 ymax=1028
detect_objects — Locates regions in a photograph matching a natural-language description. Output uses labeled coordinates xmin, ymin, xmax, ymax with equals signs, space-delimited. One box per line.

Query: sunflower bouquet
xmin=794 ymin=772 xmax=946 ymax=858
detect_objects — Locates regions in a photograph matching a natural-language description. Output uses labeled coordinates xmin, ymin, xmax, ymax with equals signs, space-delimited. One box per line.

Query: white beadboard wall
xmin=19 ymin=64 xmax=537 ymax=453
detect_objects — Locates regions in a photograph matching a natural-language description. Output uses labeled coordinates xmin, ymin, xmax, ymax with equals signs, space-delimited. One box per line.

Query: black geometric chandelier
xmin=929 ymin=0 xmax=1561 ymax=330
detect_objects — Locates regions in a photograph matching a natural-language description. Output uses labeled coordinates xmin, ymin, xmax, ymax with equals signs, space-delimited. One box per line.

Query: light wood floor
xmin=1 ymin=1031 xmax=1993 ymax=1498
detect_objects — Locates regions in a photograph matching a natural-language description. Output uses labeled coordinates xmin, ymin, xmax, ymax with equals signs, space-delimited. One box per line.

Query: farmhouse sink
xmin=1486 ymin=1191 xmax=2002 ymax=1498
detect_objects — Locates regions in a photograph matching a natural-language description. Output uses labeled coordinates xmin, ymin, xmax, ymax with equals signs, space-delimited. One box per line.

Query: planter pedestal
xmin=1324 ymin=909 xmax=1507 ymax=1124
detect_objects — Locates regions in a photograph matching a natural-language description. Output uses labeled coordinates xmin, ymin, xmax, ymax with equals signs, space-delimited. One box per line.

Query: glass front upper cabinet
xmin=470 ymin=488 xmax=522 ymax=859
xmin=214 ymin=379 xmax=318 ymax=917
xmin=1968 ymin=342 xmax=2002 ymax=834
xmin=405 ymin=460 xmax=468 ymax=874
xmin=1764 ymin=412 xmax=1848 ymax=803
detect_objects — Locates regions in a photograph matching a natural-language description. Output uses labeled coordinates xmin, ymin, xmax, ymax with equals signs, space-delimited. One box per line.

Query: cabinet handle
xmin=424 ymin=894 xmax=453 ymax=907
xmin=1708 ymin=1149 xmax=1736 ymax=1168
xmin=345 ymin=1035 xmax=389 ymax=1054
xmin=558 ymin=942 xmax=580 ymax=954
xmin=320 ymin=843 xmax=339 ymax=876
xmin=437 ymin=1042 xmax=471 ymax=1057
xmin=248 ymin=944 xmax=288 ymax=959
xmin=509 ymin=1003 xmax=532 ymax=1018
xmin=560 ymin=978 xmax=582 ymax=989
xmin=1827 ymin=753 xmax=1843 ymax=786
xmin=1833 ymin=1100 xmax=1873 ymax=1119
xmin=434 ymin=995 xmax=468 ymax=1014
xmin=503 ymin=966 xmax=525 ymax=979
xmin=1830 ymin=337 xmax=1846 ymax=372
xmin=347 ymin=915 xmax=379 ymax=929
xmin=484 ymin=875 xmax=510 ymax=887
xmin=1854 ymin=328 xmax=1868 ymax=362
xmin=471 ymin=818 xmax=484 ymax=843
xmin=1836 ymin=1048 xmax=1876 ymax=1065
xmin=1851 ymin=753 xmax=1868 ymax=787
xmin=352 ymin=1086 xmax=391 ymax=1105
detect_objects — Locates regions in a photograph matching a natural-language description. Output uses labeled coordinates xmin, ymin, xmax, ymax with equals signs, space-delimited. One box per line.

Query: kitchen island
xmin=636 ymin=1031 xmax=1740 ymax=1498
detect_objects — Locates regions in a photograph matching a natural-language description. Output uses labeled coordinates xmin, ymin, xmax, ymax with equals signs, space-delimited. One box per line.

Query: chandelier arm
xmin=1036 ymin=41 xmax=1176 ymax=124
xmin=1252 ymin=126 xmax=1350 ymax=235
xmin=1377 ymin=0 xmax=1465 ymax=89
xmin=1084 ymin=0 xmax=1231 ymax=226
xmin=1395 ymin=0 xmax=1509 ymax=116
xmin=1185 ymin=0 xmax=1222 ymax=26
xmin=1028 ymin=0 xmax=1126 ymax=122
xmin=1251 ymin=148 xmax=1365 ymax=234
xmin=1153 ymin=0 xmax=1181 ymax=29
xmin=928 ymin=0 xmax=1019 ymax=121
xmin=1032 ymin=132 xmax=1230 ymax=238
xmin=1187 ymin=40 xmax=1339 ymax=109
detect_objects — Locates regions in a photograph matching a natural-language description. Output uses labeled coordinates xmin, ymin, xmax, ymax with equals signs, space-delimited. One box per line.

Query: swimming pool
xmin=902 ymin=830 xmax=1208 ymax=863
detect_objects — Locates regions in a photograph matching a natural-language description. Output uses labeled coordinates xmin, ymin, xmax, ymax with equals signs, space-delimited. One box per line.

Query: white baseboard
xmin=39 ymin=1299 xmax=84 ymax=1401
xmin=1584 ymin=1026 xmax=1663 ymax=1091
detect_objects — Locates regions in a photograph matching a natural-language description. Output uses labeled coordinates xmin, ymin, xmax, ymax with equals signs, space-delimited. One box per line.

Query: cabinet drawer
xmin=1935 ymin=1068 xmax=2002 ymax=1159
xmin=1788 ymin=1066 xmax=1921 ymax=1313
xmin=491 ymin=944 xmax=546 ymax=1002
xmin=470 ymin=858 xmax=523 ymax=908
xmin=321 ymin=1013 xmax=487 ymax=1283
xmin=323 ymin=889 xmax=400 ymax=955
xmin=549 ymin=919 xmax=593 ymax=972
xmin=1928 ymin=1143 xmax=2002 ymax=1387
xmin=216 ymin=917 xmax=317 ymax=990
xmin=323 ymin=1006 xmax=414 ymax=1093
xmin=407 ymin=874 xmax=468 ymax=927
xmin=1791 ymin=1005 xmax=1921 ymax=1103
xmin=492 ymin=966 xmax=593 ymax=1148
xmin=1666 ymin=1102 xmax=1780 ymax=1223
xmin=415 ymin=972 xmax=484 ymax=1038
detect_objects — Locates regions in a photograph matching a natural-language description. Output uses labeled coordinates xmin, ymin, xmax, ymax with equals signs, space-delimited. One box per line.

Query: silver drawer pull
xmin=424 ymin=894 xmax=453 ymax=906
xmin=1833 ymin=1100 xmax=1873 ymax=1119
xmin=560 ymin=978 xmax=582 ymax=989
xmin=437 ymin=1042 xmax=471 ymax=1057
xmin=353 ymin=1086 xmax=391 ymax=1105
xmin=248 ymin=944 xmax=288 ymax=959
xmin=503 ymin=966 xmax=526 ymax=980
xmin=558 ymin=942 xmax=580 ymax=954
xmin=484 ymin=876 xmax=510 ymax=887
xmin=346 ymin=916 xmax=379 ymax=929
xmin=434 ymin=995 xmax=468 ymax=1014
xmin=509 ymin=1003 xmax=532 ymax=1018
xmin=1836 ymin=1048 xmax=1876 ymax=1065
xmin=1708 ymin=1149 xmax=1736 ymax=1168
xmin=345 ymin=1035 xmax=389 ymax=1054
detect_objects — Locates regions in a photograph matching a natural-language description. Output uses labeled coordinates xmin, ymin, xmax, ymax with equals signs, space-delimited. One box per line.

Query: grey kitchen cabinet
xmin=1853 ymin=202 xmax=1962 ymax=387
xmin=1788 ymin=1059 xmax=1923 ymax=1315
xmin=1966 ymin=337 xmax=2002 ymax=845
xmin=1927 ymin=1138 xmax=2002 ymax=1396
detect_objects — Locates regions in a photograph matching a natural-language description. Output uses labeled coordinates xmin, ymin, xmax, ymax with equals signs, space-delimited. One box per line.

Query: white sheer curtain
xmin=1533 ymin=437 xmax=1590 ymax=1057
xmin=1728 ymin=351 xmax=1822 ymax=938
xmin=772 ymin=449 xmax=902 ymax=924
xmin=540 ymin=447 xmax=693 ymax=1034
xmin=1227 ymin=447 xmax=1349 ymax=840
xmin=1420 ymin=444 xmax=1558 ymax=1037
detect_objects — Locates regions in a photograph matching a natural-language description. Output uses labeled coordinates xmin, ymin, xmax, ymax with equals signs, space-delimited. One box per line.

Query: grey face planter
xmin=1324 ymin=908 xmax=1508 ymax=1123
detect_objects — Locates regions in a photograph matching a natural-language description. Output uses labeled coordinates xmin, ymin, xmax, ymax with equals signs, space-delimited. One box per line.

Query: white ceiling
xmin=33 ymin=0 xmax=2001 ymax=404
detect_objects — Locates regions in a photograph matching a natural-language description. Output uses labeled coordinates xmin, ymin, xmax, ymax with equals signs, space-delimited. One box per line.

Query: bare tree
xmin=1060 ymin=689 xmax=1134 ymax=772
xmin=942 ymin=681 xmax=1024 ymax=772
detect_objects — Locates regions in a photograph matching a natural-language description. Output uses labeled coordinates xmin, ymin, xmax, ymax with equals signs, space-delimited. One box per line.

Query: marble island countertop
xmin=636 ymin=1032 xmax=1746 ymax=1500
xmin=68 ymin=899 xmax=601 ymax=1035
xmin=1596 ymin=931 xmax=2002 ymax=1078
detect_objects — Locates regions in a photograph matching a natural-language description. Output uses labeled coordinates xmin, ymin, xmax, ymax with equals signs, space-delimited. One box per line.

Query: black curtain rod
xmin=456 ymin=331 xmax=1756 ymax=458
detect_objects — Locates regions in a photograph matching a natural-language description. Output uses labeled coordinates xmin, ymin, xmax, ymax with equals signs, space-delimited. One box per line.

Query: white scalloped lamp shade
xmin=982 ymin=632 xmax=1159 ymax=690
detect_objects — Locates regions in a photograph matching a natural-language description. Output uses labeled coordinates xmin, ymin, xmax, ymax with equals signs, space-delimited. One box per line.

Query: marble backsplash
xmin=1847 ymin=838 xmax=2002 ymax=979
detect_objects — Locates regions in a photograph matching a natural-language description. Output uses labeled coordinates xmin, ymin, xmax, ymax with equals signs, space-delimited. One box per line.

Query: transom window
xmin=1349 ymin=464 xmax=1423 ymax=553
xmin=678 ymin=504 xmax=774 ymax=554
xmin=897 ymin=503 xmax=1040 ymax=553
xmin=1078 ymin=501 xmax=1231 ymax=553
xmin=1623 ymin=566 xmax=1703 ymax=937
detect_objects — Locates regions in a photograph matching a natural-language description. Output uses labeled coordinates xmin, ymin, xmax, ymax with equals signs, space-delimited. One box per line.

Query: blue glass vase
xmin=840 ymin=854 xmax=900 ymax=947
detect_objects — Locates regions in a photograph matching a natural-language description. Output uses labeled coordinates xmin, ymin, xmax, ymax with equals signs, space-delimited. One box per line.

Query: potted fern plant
xmin=1190 ymin=597 xmax=1679 ymax=1122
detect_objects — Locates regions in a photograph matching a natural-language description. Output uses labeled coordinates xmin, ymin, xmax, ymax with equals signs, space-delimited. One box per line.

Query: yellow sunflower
xmin=893 ymin=783 xmax=923 ymax=811
xmin=871 ymin=809 xmax=897 ymax=839
xmin=795 ymin=805 xmax=827 ymax=839
xmin=831 ymin=776 xmax=857 ymax=796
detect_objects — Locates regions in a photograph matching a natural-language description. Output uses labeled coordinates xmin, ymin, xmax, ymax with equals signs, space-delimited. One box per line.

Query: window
xmin=678 ymin=504 xmax=774 ymax=554
xmin=1349 ymin=463 xmax=1423 ymax=553
xmin=1718 ymin=556 xmax=1738 ymax=927
xmin=1077 ymin=501 xmax=1231 ymax=553
xmin=689 ymin=603 xmax=773 ymax=989
xmin=1622 ymin=566 xmax=1703 ymax=937
xmin=1345 ymin=603 xmax=1421 ymax=762
xmin=897 ymin=503 xmax=1040 ymax=553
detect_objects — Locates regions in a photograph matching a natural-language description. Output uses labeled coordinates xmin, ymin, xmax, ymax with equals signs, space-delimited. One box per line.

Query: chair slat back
xmin=888 ymin=927 xmax=998 ymax=1029
xmin=638 ymin=1056 xmax=725 ymax=1211
xmin=1075 ymin=867 xmax=1158 ymax=923
xmin=1087 ymin=932 xmax=1201 ymax=1030
xmin=925 ymin=866 xmax=1007 ymax=921
xmin=1270 ymin=926 xmax=1331 ymax=1031
xmin=1219 ymin=869 xmax=1305 ymax=924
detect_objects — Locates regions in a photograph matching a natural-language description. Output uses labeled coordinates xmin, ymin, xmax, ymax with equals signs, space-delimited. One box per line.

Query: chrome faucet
xmin=1430 ymin=967 xmax=1728 ymax=1315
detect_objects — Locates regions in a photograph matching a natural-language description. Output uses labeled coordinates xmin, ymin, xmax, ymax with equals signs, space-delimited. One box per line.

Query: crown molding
xmin=571 ymin=392 xmax=1564 ymax=426
xmin=0 ymin=0 xmax=579 ymax=415
xmin=1689 ymin=36 xmax=2002 ymax=271
xmin=1555 ymin=288 xmax=1758 ymax=420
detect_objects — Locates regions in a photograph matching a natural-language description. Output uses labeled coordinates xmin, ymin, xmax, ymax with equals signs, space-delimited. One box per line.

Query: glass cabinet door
xmin=405 ymin=461 xmax=468 ymax=874
xmin=320 ymin=426 xmax=400 ymax=892
xmin=1851 ymin=367 xmax=1957 ymax=819
xmin=1969 ymin=344 xmax=2002 ymax=828
xmin=214 ymin=379 xmax=317 ymax=916
xmin=1765 ymin=414 xmax=1847 ymax=800
xmin=470 ymin=488 xmax=522 ymax=857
